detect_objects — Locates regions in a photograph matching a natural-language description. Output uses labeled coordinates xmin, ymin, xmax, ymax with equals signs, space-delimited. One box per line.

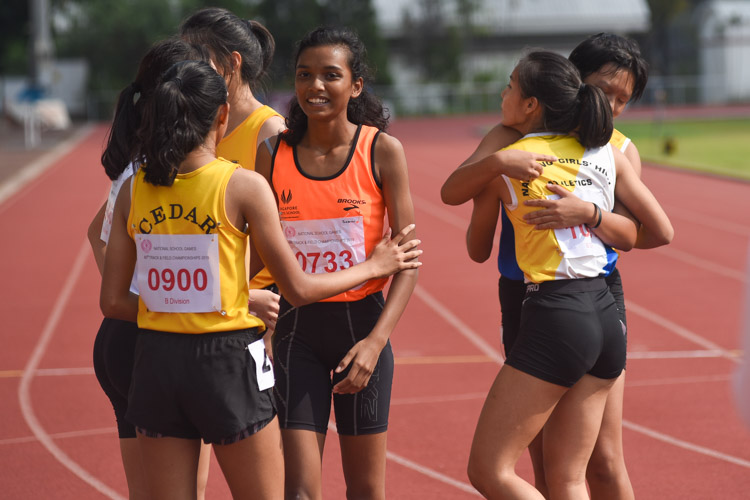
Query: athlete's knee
xmin=586 ymin=451 xmax=625 ymax=486
xmin=467 ymin=454 xmax=513 ymax=497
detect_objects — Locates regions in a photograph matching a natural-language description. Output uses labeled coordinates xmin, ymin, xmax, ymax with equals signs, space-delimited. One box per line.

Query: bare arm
xmin=229 ymin=169 xmax=421 ymax=307
xmin=333 ymin=133 xmax=419 ymax=394
xmin=613 ymin=148 xmax=674 ymax=248
xmin=100 ymin=180 xmax=138 ymax=322
xmin=523 ymin=183 xmax=639 ymax=251
xmin=623 ymin=140 xmax=642 ymax=178
xmin=440 ymin=124 xmax=555 ymax=206
xmin=88 ymin=202 xmax=107 ymax=275
xmin=466 ymin=177 xmax=504 ymax=263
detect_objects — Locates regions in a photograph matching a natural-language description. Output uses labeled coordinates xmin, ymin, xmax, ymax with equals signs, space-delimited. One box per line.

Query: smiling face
xmin=294 ymin=44 xmax=363 ymax=122
xmin=583 ymin=62 xmax=635 ymax=119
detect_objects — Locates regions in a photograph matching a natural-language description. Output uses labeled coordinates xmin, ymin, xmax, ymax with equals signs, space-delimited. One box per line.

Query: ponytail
xmin=516 ymin=51 xmax=613 ymax=149
xmin=100 ymin=38 xmax=209 ymax=180
xmin=101 ymin=82 xmax=141 ymax=180
xmin=576 ymin=83 xmax=613 ymax=149
xmin=138 ymin=60 xmax=227 ymax=186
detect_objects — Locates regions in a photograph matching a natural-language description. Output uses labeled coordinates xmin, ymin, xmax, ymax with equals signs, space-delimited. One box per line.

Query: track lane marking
xmin=327 ymin=421 xmax=482 ymax=496
xmin=17 ymin=240 xmax=125 ymax=500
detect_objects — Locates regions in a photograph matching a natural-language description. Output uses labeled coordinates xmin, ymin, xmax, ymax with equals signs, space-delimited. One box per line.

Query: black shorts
xmin=500 ymin=268 xmax=629 ymax=354
xmin=93 ymin=317 xmax=139 ymax=439
xmin=498 ymin=275 xmax=527 ymax=354
xmin=273 ymin=292 xmax=393 ymax=436
xmin=505 ymin=277 xmax=626 ymax=388
xmin=126 ymin=327 xmax=276 ymax=445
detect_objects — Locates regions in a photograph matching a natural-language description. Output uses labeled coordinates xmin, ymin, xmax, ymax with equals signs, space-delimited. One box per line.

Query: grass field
xmin=617 ymin=117 xmax=750 ymax=180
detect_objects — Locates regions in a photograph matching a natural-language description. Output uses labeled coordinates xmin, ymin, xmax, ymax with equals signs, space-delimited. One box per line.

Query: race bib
xmin=248 ymin=339 xmax=274 ymax=391
xmin=135 ymin=234 xmax=221 ymax=313
xmin=549 ymin=192 xmax=607 ymax=259
xmin=281 ymin=217 xmax=366 ymax=275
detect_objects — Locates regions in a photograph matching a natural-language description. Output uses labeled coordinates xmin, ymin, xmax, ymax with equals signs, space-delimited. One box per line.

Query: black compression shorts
xmin=505 ymin=277 xmax=626 ymax=387
xmin=273 ymin=292 xmax=393 ymax=436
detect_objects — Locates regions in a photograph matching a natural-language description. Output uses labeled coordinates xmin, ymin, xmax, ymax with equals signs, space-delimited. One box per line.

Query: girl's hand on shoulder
xmin=496 ymin=149 xmax=556 ymax=182
xmin=522 ymin=183 xmax=592 ymax=229
xmin=367 ymin=224 xmax=421 ymax=278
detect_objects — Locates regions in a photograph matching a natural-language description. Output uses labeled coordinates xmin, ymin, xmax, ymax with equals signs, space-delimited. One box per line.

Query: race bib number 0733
xmin=281 ymin=217 xmax=366 ymax=275
xmin=135 ymin=234 xmax=221 ymax=313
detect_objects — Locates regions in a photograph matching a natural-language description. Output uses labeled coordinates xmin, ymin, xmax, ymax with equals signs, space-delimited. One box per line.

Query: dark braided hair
xmin=282 ymin=26 xmax=389 ymax=146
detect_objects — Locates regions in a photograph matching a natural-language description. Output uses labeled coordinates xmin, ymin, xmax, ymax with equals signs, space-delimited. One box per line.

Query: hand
xmin=522 ymin=183 xmax=594 ymax=229
xmin=248 ymin=288 xmax=280 ymax=331
xmin=495 ymin=149 xmax=556 ymax=182
xmin=367 ymin=224 xmax=422 ymax=278
xmin=333 ymin=336 xmax=384 ymax=394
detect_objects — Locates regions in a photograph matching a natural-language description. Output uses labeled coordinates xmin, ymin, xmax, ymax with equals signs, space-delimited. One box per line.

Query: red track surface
xmin=1 ymin=115 xmax=749 ymax=499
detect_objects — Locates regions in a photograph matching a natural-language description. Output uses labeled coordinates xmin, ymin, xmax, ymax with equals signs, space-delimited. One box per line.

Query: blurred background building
xmin=0 ymin=0 xmax=749 ymax=124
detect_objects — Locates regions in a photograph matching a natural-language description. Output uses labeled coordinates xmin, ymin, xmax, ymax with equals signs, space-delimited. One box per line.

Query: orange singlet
xmin=270 ymin=124 xmax=386 ymax=302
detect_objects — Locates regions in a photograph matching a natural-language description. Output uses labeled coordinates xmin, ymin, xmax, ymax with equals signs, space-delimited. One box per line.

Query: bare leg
xmin=280 ymin=428 xmax=326 ymax=500
xmin=339 ymin=432 xmax=387 ymax=500
xmin=528 ymin=432 xmax=549 ymax=498
xmin=586 ymin=372 xmax=634 ymax=500
xmin=213 ymin=417 xmax=285 ymax=499
xmin=542 ymin=374 xmax=615 ymax=500
xmin=136 ymin=434 xmax=201 ymax=500
xmin=467 ymin=365 xmax=566 ymax=499
xmin=196 ymin=442 xmax=212 ymax=500
xmin=119 ymin=438 xmax=148 ymax=500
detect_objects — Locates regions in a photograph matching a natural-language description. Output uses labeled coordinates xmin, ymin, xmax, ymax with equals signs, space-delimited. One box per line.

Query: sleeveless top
xmin=270 ymin=125 xmax=387 ymax=302
xmin=217 ymin=104 xmax=284 ymax=290
xmin=498 ymin=128 xmax=630 ymax=280
xmin=501 ymin=133 xmax=616 ymax=283
xmin=127 ymin=158 xmax=264 ymax=333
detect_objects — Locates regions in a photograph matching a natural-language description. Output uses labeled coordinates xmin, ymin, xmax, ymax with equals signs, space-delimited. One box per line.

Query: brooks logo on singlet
xmin=338 ymin=198 xmax=366 ymax=205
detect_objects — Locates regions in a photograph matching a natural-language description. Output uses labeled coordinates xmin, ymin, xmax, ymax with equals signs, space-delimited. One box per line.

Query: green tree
xmin=0 ymin=0 xmax=31 ymax=74
xmin=50 ymin=0 xmax=256 ymax=116
xmin=401 ymin=0 xmax=469 ymax=83
xmin=255 ymin=0 xmax=391 ymax=87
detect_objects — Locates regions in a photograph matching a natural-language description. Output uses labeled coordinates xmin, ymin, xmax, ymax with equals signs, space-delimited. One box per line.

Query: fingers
xmin=388 ymin=223 xmax=416 ymax=245
xmin=546 ymin=183 xmax=570 ymax=196
xmin=379 ymin=226 xmax=393 ymax=244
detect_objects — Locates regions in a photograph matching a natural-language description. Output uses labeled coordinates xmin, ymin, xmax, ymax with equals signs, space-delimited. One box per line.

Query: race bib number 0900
xmin=135 ymin=234 xmax=221 ymax=313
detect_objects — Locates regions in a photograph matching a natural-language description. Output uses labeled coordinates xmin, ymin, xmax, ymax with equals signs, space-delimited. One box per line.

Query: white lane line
xmin=627 ymin=349 xmax=739 ymax=360
xmin=651 ymin=246 xmax=745 ymax=283
xmin=413 ymin=193 xmax=746 ymax=284
xmin=412 ymin=193 xmax=470 ymax=231
xmin=0 ymin=427 xmax=116 ymax=446
xmin=627 ymin=374 xmax=730 ymax=388
xmin=626 ymin=301 xmax=740 ymax=363
xmin=17 ymin=240 xmax=125 ymax=500
xmin=622 ymin=420 xmax=750 ymax=469
xmin=410 ymin=270 xmax=749 ymax=473
xmin=386 ymin=451 xmax=482 ymax=497
xmin=327 ymin=421 xmax=480 ymax=496
xmin=0 ymin=124 xmax=95 ymax=210
xmin=413 ymin=285 xmax=504 ymax=364
xmin=662 ymin=203 xmax=750 ymax=237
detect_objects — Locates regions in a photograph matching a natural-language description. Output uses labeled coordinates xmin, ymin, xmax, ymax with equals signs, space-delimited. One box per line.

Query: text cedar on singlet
xmin=136 ymin=203 xmax=218 ymax=234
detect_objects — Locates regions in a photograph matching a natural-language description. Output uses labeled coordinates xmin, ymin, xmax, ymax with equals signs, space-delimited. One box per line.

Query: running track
xmin=1 ymin=115 xmax=749 ymax=498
